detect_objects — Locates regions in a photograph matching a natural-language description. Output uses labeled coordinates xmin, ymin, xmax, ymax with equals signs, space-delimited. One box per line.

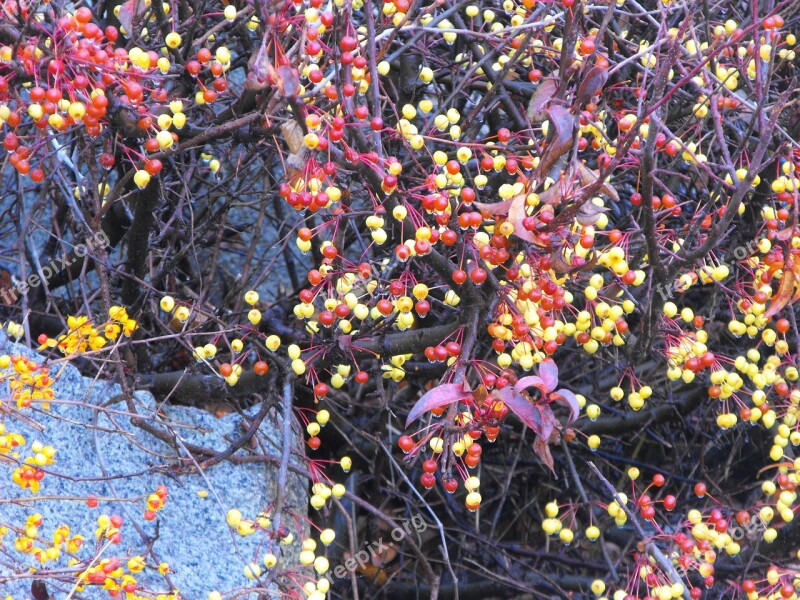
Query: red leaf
xmin=406 ymin=384 xmax=471 ymax=427
xmin=551 ymin=389 xmax=580 ymax=422
xmin=538 ymin=403 xmax=559 ymax=441
xmin=538 ymin=359 xmax=559 ymax=392
xmin=494 ymin=388 xmax=543 ymax=435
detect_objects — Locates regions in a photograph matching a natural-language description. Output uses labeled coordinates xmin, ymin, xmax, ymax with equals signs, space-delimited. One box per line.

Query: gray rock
xmin=0 ymin=332 xmax=307 ymax=599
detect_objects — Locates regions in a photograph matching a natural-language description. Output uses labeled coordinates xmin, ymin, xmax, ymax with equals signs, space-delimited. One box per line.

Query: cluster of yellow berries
xmin=609 ymin=384 xmax=653 ymax=411
xmin=541 ymin=501 xmax=575 ymax=544
xmin=76 ymin=555 xmax=174 ymax=597
xmin=12 ymin=515 xmax=84 ymax=564
xmin=225 ymin=507 xmax=274 ymax=537
xmin=606 ymin=494 xmax=629 ymax=527
xmin=159 ymin=295 xmax=192 ymax=323
xmin=306 ymin=409 xmax=330 ymax=437
xmin=686 ymin=509 xmax=744 ymax=556
xmin=1 ymin=353 xmax=55 ymax=409
xmin=11 ymin=440 xmax=57 ymax=492
xmin=298 ymin=532 xmax=336 ymax=574
xmin=39 ymin=308 xmax=137 ymax=357
xmin=309 ymin=477 xmax=348 ymax=510
xmin=0 ymin=422 xmax=26 ymax=455
xmin=224 ymin=507 xmax=293 ymax=581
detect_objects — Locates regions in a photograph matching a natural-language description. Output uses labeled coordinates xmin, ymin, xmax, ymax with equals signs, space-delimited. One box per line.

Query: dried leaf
xmin=406 ymin=383 xmax=471 ymax=427
xmin=533 ymin=437 xmax=555 ymax=473
xmin=118 ymin=0 xmax=147 ymax=34
xmin=472 ymin=384 xmax=489 ymax=405
xmin=246 ymin=42 xmax=275 ymax=91
xmin=537 ymin=106 xmax=575 ymax=179
xmin=527 ymin=78 xmax=559 ymax=122
xmin=31 ymin=582 xmax=49 ymax=600
xmin=508 ymin=194 xmax=537 ymax=243
xmin=551 ymin=389 xmax=580 ymax=422
xmin=766 ymin=271 xmax=795 ymax=318
xmin=276 ymin=66 xmax=300 ymax=99
xmin=792 ymin=264 xmax=800 ymax=305
xmin=576 ymin=201 xmax=609 ymax=226
xmin=577 ymin=164 xmax=619 ymax=202
xmin=473 ymin=198 xmax=513 ymax=217
xmin=548 ymin=250 xmax=573 ymax=275
xmin=348 ymin=556 xmax=389 ymax=586
xmin=537 ymin=184 xmax=564 ymax=205
xmin=282 ymin=121 xmax=305 ymax=154
xmin=493 ymin=387 xmax=543 ymax=435
xmin=576 ymin=65 xmax=609 ymax=106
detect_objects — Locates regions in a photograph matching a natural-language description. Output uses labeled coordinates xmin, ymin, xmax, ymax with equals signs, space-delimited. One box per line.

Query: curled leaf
xmin=514 ymin=375 xmax=547 ymax=396
xmin=766 ymin=270 xmax=795 ymax=318
xmin=406 ymin=383 xmax=471 ymax=427
xmin=31 ymin=582 xmax=50 ymax=600
xmin=576 ymin=200 xmax=609 ymax=226
xmin=551 ymin=389 xmax=580 ymax=422
xmin=577 ymin=164 xmax=619 ymax=202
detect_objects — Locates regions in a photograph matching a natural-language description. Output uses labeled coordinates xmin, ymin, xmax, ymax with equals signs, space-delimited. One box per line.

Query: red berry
xmin=452 ymin=269 xmax=467 ymax=285
xmin=398 ymin=435 xmax=414 ymax=453
xmin=694 ymin=482 xmax=707 ymax=497
xmin=423 ymin=459 xmax=438 ymax=473
xmin=253 ymin=360 xmax=269 ymax=376
xmin=470 ymin=268 xmax=487 ymax=285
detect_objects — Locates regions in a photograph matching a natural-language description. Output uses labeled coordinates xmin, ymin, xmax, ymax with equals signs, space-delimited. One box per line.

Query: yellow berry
xmin=165 ymin=32 xmax=182 ymax=49
xmin=133 ymin=170 xmax=151 ymax=189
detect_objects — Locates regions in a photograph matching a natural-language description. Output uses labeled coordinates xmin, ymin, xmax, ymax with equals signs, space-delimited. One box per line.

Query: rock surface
xmin=0 ymin=332 xmax=307 ymax=599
